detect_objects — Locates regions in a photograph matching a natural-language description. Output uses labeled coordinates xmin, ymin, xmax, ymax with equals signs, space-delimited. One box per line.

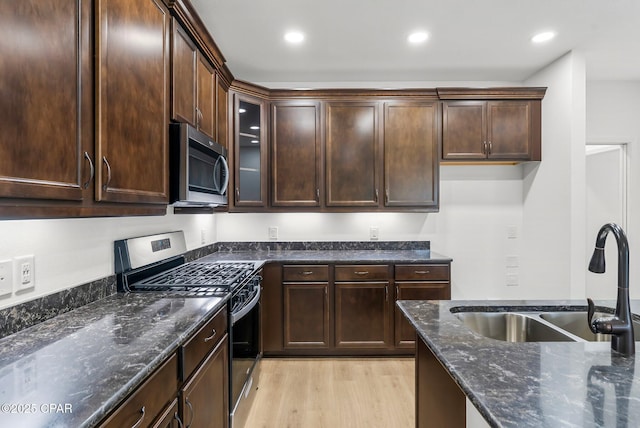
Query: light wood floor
xmin=244 ymin=357 xmax=415 ymax=428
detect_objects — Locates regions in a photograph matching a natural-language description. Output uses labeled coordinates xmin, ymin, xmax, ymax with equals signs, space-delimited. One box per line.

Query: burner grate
xmin=131 ymin=262 xmax=255 ymax=291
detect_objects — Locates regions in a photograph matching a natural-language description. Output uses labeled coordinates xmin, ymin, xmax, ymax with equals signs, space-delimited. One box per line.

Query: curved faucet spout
xmin=587 ymin=223 xmax=634 ymax=356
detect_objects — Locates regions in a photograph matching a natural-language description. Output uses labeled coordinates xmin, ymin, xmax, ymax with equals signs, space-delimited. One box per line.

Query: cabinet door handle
xmin=482 ymin=141 xmax=487 ymax=154
xmin=316 ymin=188 xmax=320 ymax=202
xmin=415 ymin=270 xmax=430 ymax=274
xmin=396 ymin=285 xmax=399 ymax=298
xmin=385 ymin=285 xmax=388 ymax=302
xmin=83 ymin=151 xmax=94 ymax=189
xmin=203 ymin=328 xmax=217 ymax=342
xmin=235 ymin=187 xmax=240 ymax=200
xmin=102 ymin=156 xmax=112 ymax=191
xmin=355 ymin=271 xmax=369 ymax=275
xmin=385 ymin=189 xmax=389 ymax=204
xmin=374 ymin=188 xmax=379 ymax=202
xmin=131 ymin=406 xmax=145 ymax=428
xmin=185 ymin=399 xmax=194 ymax=428
xmin=488 ymin=141 xmax=493 ymax=155
xmin=174 ymin=412 xmax=184 ymax=428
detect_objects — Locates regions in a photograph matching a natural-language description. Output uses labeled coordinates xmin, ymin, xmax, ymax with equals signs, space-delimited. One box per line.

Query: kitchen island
xmin=397 ymin=299 xmax=640 ymax=428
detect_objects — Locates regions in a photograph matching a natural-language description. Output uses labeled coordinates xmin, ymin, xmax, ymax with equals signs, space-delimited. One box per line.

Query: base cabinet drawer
xmin=99 ymin=354 xmax=179 ymax=428
xmin=181 ymin=306 xmax=227 ymax=381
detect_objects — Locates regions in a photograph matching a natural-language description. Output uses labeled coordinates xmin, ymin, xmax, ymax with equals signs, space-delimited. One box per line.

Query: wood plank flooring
xmin=244 ymin=357 xmax=415 ymax=428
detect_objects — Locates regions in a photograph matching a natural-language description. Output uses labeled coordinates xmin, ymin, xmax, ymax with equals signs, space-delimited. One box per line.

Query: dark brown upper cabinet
xmin=325 ymin=101 xmax=380 ymax=207
xmin=0 ymin=0 xmax=91 ymax=202
xmin=233 ymin=92 xmax=267 ymax=208
xmin=271 ymin=101 xmax=322 ymax=207
xmin=171 ymin=19 xmax=215 ymax=140
xmin=95 ymin=0 xmax=170 ymax=204
xmin=383 ymin=101 xmax=439 ymax=208
xmin=439 ymin=87 xmax=545 ymax=162
xmin=216 ymin=76 xmax=229 ymax=149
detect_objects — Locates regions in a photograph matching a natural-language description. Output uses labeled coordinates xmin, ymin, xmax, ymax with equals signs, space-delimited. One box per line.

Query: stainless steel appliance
xmin=170 ymin=123 xmax=229 ymax=207
xmin=114 ymin=231 xmax=262 ymax=428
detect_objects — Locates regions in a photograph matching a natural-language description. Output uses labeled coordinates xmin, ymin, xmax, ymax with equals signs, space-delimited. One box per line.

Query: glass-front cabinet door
xmin=233 ymin=93 xmax=267 ymax=208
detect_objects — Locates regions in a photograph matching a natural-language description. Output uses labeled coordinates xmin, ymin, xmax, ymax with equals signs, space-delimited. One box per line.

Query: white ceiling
xmin=190 ymin=0 xmax=640 ymax=85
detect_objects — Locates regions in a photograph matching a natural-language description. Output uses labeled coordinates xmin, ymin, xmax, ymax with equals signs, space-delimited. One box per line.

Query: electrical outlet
xmin=14 ymin=255 xmax=34 ymax=292
xmin=268 ymin=226 xmax=278 ymax=240
xmin=0 ymin=260 xmax=13 ymax=297
xmin=370 ymin=226 xmax=379 ymax=241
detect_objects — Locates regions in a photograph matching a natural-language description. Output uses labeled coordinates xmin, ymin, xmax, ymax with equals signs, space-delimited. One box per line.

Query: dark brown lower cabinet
xmin=395 ymin=282 xmax=450 ymax=348
xmin=99 ymin=354 xmax=178 ymax=428
xmin=180 ymin=336 xmax=229 ymax=428
xmin=284 ymin=282 xmax=330 ymax=348
xmin=335 ymin=281 xmax=392 ymax=349
xmin=262 ymin=262 xmax=451 ymax=356
xmin=152 ymin=398 xmax=182 ymax=428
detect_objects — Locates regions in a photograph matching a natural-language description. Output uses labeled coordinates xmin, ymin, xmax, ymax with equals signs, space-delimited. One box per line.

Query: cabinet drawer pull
xmin=131 ymin=406 xmax=145 ymax=428
xmin=203 ymin=329 xmax=217 ymax=342
xmin=83 ymin=151 xmax=94 ymax=189
xmin=415 ymin=270 xmax=430 ymax=274
xmin=354 ymin=271 xmax=369 ymax=275
xmin=301 ymin=271 xmax=314 ymax=275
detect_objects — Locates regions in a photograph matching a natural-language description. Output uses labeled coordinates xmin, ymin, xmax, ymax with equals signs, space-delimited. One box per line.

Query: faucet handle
xmin=587 ymin=298 xmax=598 ymax=333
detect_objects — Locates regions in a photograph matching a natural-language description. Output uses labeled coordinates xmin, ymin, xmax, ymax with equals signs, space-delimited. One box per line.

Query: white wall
xmin=518 ymin=51 xmax=587 ymax=299
xmin=0 ymin=209 xmax=217 ymax=309
xmin=218 ymin=165 xmax=525 ymax=300
xmin=586 ymin=81 xmax=640 ymax=298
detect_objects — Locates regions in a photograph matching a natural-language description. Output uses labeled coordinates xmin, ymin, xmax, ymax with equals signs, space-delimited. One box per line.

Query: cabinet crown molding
xmin=436 ymin=87 xmax=547 ymax=100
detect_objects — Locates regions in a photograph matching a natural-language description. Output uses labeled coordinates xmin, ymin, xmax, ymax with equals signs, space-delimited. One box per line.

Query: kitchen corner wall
xmin=0 ymin=209 xmax=217 ymax=310
xmin=586 ymin=80 xmax=640 ymax=299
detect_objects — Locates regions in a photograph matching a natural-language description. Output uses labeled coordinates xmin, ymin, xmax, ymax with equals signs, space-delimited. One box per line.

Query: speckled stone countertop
xmin=0 ymin=293 xmax=227 ymax=428
xmin=397 ymin=299 xmax=640 ymax=428
xmin=199 ymin=249 xmax=451 ymax=264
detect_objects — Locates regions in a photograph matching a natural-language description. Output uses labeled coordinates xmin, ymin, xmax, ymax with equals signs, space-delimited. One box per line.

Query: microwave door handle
xmin=218 ymin=156 xmax=230 ymax=195
xmin=213 ymin=157 xmax=222 ymax=192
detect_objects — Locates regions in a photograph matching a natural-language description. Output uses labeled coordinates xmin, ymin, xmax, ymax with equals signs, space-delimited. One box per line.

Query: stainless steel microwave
xmin=169 ymin=123 xmax=228 ymax=207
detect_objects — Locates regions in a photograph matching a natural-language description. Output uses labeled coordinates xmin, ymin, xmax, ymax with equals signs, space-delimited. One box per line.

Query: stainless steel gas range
xmin=114 ymin=231 xmax=262 ymax=428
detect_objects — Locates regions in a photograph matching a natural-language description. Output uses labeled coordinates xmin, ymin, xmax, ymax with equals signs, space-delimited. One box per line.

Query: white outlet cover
xmin=14 ymin=255 xmax=35 ymax=292
xmin=0 ymin=260 xmax=13 ymax=297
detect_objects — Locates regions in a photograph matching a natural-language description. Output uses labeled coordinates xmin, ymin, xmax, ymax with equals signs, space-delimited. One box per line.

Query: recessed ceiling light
xmin=284 ymin=31 xmax=305 ymax=44
xmin=408 ymin=31 xmax=429 ymax=44
xmin=239 ymin=108 xmax=246 ymax=113
xmin=531 ymin=31 xmax=556 ymax=44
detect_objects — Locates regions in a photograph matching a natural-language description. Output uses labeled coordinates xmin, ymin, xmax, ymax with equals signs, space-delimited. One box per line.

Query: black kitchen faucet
xmin=587 ymin=223 xmax=635 ymax=356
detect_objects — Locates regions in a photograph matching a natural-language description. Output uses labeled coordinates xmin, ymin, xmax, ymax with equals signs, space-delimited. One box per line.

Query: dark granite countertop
xmin=0 ymin=293 xmax=227 ymax=428
xmin=397 ymin=299 xmax=640 ymax=428
xmin=199 ymin=248 xmax=452 ymax=264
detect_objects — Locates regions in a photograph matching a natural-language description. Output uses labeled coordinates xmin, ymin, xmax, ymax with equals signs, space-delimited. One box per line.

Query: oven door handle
xmin=231 ymin=283 xmax=261 ymax=325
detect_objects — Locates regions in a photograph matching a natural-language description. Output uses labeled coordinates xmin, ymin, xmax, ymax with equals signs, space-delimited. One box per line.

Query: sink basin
xmin=539 ymin=311 xmax=640 ymax=342
xmin=455 ymin=312 xmax=576 ymax=342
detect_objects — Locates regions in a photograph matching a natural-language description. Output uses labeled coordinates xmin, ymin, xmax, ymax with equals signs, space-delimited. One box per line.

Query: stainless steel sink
xmin=539 ymin=311 xmax=640 ymax=342
xmin=455 ymin=312 xmax=576 ymax=342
